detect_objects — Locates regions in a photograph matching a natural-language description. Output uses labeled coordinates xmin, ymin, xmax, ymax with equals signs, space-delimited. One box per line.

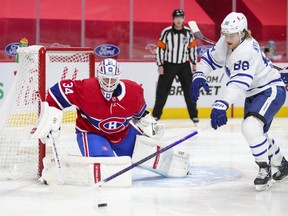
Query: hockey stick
xmin=89 ymin=129 xmax=201 ymax=189
xmin=188 ymin=21 xmax=285 ymax=71
xmin=188 ymin=21 xmax=215 ymax=45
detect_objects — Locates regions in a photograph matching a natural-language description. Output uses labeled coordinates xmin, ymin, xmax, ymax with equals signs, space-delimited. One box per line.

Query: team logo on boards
xmin=94 ymin=44 xmax=120 ymax=57
xmin=98 ymin=117 xmax=127 ymax=134
xmin=145 ymin=44 xmax=157 ymax=54
xmin=144 ymin=43 xmax=157 ymax=59
xmin=5 ymin=42 xmax=20 ymax=56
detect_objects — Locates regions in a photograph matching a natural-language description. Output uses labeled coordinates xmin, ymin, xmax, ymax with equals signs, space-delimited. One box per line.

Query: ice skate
xmin=273 ymin=157 xmax=288 ymax=181
xmin=254 ymin=162 xmax=272 ymax=191
xmin=192 ymin=118 xmax=199 ymax=126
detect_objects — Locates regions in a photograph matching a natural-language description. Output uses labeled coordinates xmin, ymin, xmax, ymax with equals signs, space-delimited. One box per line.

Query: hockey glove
xmin=30 ymin=102 xmax=63 ymax=143
xmin=280 ymin=69 xmax=288 ymax=84
xmin=210 ymin=100 xmax=229 ymax=130
xmin=134 ymin=111 xmax=165 ymax=140
xmin=190 ymin=72 xmax=210 ymax=102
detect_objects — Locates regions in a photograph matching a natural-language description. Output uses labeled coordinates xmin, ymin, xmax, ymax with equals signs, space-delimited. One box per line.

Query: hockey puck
xmin=98 ymin=203 xmax=108 ymax=208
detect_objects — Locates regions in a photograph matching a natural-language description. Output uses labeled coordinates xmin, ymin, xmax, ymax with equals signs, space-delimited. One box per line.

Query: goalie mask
xmin=97 ymin=58 xmax=121 ymax=101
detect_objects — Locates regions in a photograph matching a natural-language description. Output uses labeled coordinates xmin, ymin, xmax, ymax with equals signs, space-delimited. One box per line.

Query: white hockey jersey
xmin=197 ymin=36 xmax=284 ymax=105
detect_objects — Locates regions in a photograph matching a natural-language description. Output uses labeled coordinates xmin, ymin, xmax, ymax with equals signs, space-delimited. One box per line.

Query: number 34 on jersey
xmin=63 ymin=82 xmax=74 ymax=95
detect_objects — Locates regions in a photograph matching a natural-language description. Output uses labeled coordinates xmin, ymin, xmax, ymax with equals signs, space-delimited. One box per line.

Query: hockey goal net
xmin=0 ymin=46 xmax=95 ymax=180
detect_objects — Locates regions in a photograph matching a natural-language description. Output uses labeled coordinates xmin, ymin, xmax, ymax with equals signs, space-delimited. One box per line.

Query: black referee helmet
xmin=172 ymin=9 xmax=184 ymax=18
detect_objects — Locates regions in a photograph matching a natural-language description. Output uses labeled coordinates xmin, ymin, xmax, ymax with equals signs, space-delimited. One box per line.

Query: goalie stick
xmin=89 ymin=129 xmax=201 ymax=189
xmin=48 ymin=129 xmax=201 ymax=197
xmin=47 ymin=132 xmax=64 ymax=184
xmin=188 ymin=21 xmax=286 ymax=71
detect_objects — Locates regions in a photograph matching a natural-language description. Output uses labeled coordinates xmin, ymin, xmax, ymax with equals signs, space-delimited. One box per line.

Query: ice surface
xmin=0 ymin=118 xmax=287 ymax=216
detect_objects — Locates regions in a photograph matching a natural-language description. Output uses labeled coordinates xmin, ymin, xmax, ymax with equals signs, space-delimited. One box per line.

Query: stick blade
xmin=188 ymin=21 xmax=199 ymax=33
xmin=188 ymin=20 xmax=215 ymax=45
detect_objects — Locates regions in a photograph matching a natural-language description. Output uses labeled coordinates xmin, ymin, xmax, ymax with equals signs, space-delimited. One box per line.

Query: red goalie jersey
xmin=46 ymin=78 xmax=146 ymax=144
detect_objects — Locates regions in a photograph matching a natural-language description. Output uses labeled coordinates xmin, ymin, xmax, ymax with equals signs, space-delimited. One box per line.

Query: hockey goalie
xmin=30 ymin=58 xmax=190 ymax=187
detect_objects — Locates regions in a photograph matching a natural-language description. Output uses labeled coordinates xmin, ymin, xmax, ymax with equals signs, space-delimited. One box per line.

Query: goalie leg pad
xmin=132 ymin=135 xmax=190 ymax=177
xmin=42 ymin=155 xmax=132 ymax=187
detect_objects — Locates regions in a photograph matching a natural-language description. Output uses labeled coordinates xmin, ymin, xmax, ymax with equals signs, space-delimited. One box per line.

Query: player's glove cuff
xmin=192 ymin=72 xmax=206 ymax=82
xmin=212 ymin=100 xmax=229 ymax=110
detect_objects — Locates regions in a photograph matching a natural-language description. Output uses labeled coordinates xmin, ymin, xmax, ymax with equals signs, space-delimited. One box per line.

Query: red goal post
xmin=0 ymin=46 xmax=95 ymax=180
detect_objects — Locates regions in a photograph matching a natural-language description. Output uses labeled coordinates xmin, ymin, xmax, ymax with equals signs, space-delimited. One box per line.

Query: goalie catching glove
xmin=30 ymin=102 xmax=63 ymax=143
xmin=134 ymin=110 xmax=165 ymax=139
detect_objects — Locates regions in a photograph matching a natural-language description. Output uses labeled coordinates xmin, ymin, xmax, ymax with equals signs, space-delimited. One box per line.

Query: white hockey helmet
xmin=97 ymin=58 xmax=121 ymax=101
xmin=221 ymin=12 xmax=247 ymax=34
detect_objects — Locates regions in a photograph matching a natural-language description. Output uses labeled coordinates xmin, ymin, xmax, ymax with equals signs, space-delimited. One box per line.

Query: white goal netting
xmin=0 ymin=46 xmax=94 ymax=180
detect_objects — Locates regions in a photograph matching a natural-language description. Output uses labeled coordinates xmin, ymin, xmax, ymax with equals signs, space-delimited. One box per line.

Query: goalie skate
xmin=254 ymin=162 xmax=272 ymax=191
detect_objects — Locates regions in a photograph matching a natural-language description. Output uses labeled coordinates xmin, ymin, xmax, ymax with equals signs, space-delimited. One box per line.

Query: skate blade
xmin=255 ymin=181 xmax=272 ymax=191
xmin=273 ymin=174 xmax=288 ymax=182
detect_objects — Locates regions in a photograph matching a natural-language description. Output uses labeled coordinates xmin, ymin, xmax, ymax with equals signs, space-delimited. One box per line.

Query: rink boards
xmin=0 ymin=61 xmax=287 ymax=119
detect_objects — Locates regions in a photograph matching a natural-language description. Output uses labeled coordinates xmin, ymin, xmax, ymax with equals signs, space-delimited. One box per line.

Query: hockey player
xmin=31 ymin=58 xmax=190 ymax=186
xmin=190 ymin=12 xmax=287 ymax=190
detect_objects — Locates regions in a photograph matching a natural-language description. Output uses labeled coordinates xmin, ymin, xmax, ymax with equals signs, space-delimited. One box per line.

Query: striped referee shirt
xmin=156 ymin=25 xmax=197 ymax=66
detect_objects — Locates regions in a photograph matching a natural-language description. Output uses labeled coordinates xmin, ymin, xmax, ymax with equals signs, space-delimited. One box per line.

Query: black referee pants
xmin=152 ymin=61 xmax=198 ymax=120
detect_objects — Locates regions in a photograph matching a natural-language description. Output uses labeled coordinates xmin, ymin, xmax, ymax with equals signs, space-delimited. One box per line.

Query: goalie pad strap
xmin=94 ymin=163 xmax=101 ymax=183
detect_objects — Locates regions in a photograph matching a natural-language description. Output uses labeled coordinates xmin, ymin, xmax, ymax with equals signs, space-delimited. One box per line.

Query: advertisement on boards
xmin=0 ymin=62 xmax=287 ymax=110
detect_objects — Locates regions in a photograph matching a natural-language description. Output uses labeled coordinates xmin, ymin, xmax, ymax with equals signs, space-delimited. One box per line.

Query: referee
xmin=152 ymin=9 xmax=198 ymax=123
